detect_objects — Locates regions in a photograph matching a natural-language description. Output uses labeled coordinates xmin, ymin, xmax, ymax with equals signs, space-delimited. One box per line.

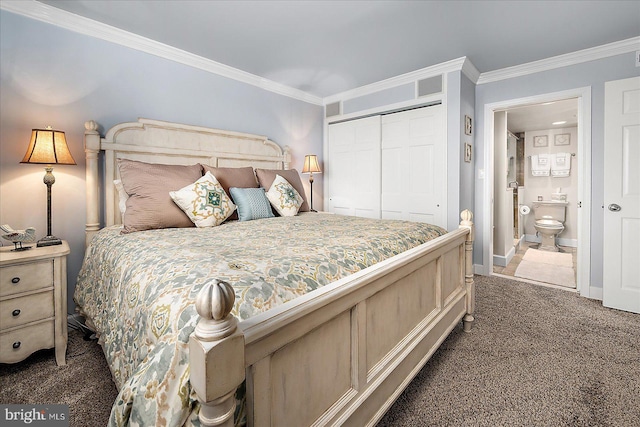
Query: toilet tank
xmin=532 ymin=201 xmax=568 ymax=222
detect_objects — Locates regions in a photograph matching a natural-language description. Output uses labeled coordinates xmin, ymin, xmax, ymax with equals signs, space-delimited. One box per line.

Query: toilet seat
xmin=535 ymin=219 xmax=563 ymax=229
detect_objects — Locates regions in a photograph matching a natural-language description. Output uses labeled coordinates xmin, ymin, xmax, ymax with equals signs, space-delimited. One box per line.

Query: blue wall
xmin=0 ymin=11 xmax=324 ymax=313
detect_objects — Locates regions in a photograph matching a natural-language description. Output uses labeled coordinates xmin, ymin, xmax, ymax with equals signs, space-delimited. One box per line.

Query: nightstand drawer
xmin=0 ymin=260 xmax=53 ymax=297
xmin=0 ymin=320 xmax=55 ymax=364
xmin=0 ymin=291 xmax=54 ymax=330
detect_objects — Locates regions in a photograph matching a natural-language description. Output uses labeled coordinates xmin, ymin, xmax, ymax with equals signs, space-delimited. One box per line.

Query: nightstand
xmin=0 ymin=241 xmax=70 ymax=366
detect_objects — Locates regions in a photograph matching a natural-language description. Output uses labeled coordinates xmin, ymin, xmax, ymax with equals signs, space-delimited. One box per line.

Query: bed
xmin=79 ymin=118 xmax=475 ymax=427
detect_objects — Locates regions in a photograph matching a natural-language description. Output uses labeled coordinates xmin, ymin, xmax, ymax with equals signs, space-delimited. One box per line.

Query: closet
xmin=327 ymin=104 xmax=446 ymax=228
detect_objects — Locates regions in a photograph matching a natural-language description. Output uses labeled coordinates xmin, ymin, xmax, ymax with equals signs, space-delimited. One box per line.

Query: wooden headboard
xmin=84 ymin=118 xmax=291 ymax=246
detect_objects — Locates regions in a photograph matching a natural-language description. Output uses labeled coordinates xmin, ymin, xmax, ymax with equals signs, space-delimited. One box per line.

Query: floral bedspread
xmin=74 ymin=213 xmax=446 ymax=426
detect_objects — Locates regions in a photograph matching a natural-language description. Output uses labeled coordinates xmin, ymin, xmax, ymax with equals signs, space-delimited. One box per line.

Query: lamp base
xmin=37 ymin=235 xmax=62 ymax=247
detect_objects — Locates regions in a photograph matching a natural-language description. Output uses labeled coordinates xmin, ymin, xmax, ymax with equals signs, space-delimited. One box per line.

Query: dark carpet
xmin=1 ymin=275 xmax=638 ymax=426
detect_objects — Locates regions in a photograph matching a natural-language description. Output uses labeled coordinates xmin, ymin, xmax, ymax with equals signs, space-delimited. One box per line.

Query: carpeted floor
xmin=1 ymin=275 xmax=638 ymax=426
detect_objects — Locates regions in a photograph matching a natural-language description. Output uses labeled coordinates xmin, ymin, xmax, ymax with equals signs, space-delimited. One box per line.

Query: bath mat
xmin=514 ymin=259 xmax=576 ymax=288
xmin=522 ymin=248 xmax=573 ymax=267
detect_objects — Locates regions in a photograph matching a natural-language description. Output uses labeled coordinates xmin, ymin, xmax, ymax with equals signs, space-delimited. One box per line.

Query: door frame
xmin=481 ymin=86 xmax=592 ymax=297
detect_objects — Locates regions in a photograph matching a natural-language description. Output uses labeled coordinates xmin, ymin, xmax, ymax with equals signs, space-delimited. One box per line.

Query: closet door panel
xmin=381 ymin=105 xmax=445 ymax=228
xmin=330 ymin=151 xmax=356 ymax=216
xmin=328 ymin=116 xmax=381 ymax=217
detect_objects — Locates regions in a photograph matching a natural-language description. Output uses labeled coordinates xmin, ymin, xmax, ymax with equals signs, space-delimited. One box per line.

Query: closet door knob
xmin=608 ymin=204 xmax=621 ymax=212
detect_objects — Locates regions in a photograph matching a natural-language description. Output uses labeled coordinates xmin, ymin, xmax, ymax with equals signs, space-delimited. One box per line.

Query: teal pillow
xmin=229 ymin=187 xmax=275 ymax=221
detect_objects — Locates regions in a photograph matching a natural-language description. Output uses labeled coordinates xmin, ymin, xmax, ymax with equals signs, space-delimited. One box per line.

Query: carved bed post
xmin=190 ymin=280 xmax=245 ymax=427
xmin=459 ymin=209 xmax=475 ymax=332
xmin=84 ymin=120 xmax=101 ymax=248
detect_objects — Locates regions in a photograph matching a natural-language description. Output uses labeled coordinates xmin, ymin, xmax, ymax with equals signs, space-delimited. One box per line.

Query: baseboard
xmin=474 ymin=264 xmax=487 ymax=275
xmin=493 ymin=245 xmax=515 ymax=267
xmin=524 ymin=234 xmax=577 ymax=248
xmin=588 ymin=286 xmax=603 ymax=301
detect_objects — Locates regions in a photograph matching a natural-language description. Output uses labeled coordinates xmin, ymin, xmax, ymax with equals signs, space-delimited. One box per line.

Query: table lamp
xmin=302 ymin=154 xmax=321 ymax=212
xmin=21 ymin=126 xmax=76 ymax=246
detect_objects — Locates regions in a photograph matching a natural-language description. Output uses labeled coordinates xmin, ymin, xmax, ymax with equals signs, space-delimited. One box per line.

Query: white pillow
xmin=169 ymin=171 xmax=236 ymax=227
xmin=114 ymin=179 xmax=128 ymax=220
xmin=266 ymin=174 xmax=303 ymax=217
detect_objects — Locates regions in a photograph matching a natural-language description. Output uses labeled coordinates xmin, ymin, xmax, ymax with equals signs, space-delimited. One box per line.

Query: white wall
xmin=493 ymin=111 xmax=514 ymax=265
xmin=522 ymin=126 xmax=578 ymax=243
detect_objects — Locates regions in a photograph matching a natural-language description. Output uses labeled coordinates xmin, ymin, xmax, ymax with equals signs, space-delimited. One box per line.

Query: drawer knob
xmin=12 ymin=309 xmax=21 ymax=317
xmin=12 ymin=341 xmax=21 ymax=349
xmin=11 ymin=277 xmax=20 ymax=284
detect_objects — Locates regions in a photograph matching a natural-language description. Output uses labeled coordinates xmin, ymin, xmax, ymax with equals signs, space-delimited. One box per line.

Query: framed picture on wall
xmin=464 ymin=143 xmax=472 ymax=163
xmin=554 ymin=133 xmax=570 ymax=146
xmin=464 ymin=115 xmax=472 ymax=135
xmin=533 ymin=135 xmax=548 ymax=147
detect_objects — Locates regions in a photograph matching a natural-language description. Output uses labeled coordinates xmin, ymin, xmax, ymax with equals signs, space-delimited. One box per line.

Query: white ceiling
xmin=505 ymin=98 xmax=578 ymax=133
xmin=36 ymin=0 xmax=640 ymax=98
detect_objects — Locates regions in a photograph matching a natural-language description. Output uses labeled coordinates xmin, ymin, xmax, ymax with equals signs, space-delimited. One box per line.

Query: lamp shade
xmin=302 ymin=154 xmax=321 ymax=174
xmin=21 ymin=127 xmax=76 ymax=165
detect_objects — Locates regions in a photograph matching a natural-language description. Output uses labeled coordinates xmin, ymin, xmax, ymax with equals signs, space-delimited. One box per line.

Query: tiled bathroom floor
xmin=493 ymin=242 xmax=577 ymax=283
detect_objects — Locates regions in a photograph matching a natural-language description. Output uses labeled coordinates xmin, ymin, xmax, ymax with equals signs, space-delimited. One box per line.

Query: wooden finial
xmin=84 ymin=120 xmax=99 ymax=133
xmin=194 ymin=280 xmax=238 ymax=342
xmin=460 ymin=209 xmax=473 ymax=223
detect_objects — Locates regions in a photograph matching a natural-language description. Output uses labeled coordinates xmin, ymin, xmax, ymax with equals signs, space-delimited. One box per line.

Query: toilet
xmin=532 ymin=201 xmax=568 ymax=252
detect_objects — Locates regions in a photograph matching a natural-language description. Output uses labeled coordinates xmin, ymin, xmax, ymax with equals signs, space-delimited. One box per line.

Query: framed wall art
xmin=533 ymin=135 xmax=548 ymax=147
xmin=464 ymin=143 xmax=472 ymax=163
xmin=554 ymin=133 xmax=570 ymax=146
xmin=464 ymin=115 xmax=472 ymax=135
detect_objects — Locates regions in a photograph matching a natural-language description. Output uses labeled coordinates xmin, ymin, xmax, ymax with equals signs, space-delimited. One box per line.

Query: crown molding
xmin=3 ymin=1 xmax=636 ymax=105
xmin=323 ymin=57 xmax=469 ymax=105
xmin=0 ymin=0 xmax=324 ymax=106
xmin=477 ymin=36 xmax=640 ymax=85
xmin=461 ymin=58 xmax=481 ymax=83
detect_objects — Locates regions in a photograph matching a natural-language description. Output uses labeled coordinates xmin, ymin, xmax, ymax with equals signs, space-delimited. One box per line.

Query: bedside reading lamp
xmin=302 ymin=154 xmax=321 ymax=212
xmin=21 ymin=126 xmax=76 ymax=247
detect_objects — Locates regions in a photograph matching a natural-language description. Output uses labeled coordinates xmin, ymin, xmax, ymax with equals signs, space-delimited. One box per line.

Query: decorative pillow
xmin=229 ymin=187 xmax=275 ymax=222
xmin=255 ymin=169 xmax=309 ymax=212
xmin=117 ymin=159 xmax=203 ymax=233
xmin=169 ymin=172 xmax=236 ymax=227
xmin=200 ymin=165 xmax=258 ymax=220
xmin=266 ymin=174 xmax=303 ymax=217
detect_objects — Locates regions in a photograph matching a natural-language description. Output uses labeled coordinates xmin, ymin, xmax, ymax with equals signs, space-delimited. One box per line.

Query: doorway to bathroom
xmin=483 ymin=88 xmax=592 ymax=297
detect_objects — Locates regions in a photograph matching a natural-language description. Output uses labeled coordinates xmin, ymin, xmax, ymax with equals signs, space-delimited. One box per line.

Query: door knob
xmin=608 ymin=204 xmax=621 ymax=212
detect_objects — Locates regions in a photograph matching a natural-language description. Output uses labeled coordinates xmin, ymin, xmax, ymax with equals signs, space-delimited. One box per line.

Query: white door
xmin=327 ymin=116 xmax=381 ymax=218
xmin=603 ymin=76 xmax=640 ymax=314
xmin=380 ymin=105 xmax=446 ymax=228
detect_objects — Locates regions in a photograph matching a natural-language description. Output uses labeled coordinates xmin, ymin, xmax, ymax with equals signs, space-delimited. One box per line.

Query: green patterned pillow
xmin=169 ymin=171 xmax=236 ymax=227
xmin=266 ymin=174 xmax=303 ymax=217
xmin=229 ymin=187 xmax=275 ymax=221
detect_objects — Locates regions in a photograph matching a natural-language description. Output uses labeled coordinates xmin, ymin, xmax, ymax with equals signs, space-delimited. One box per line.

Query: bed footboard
xmin=190 ymin=211 xmax=474 ymax=426
xmin=189 ymin=280 xmax=245 ymax=427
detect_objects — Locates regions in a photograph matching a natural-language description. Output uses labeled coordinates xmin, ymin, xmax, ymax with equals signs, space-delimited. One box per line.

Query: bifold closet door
xmin=381 ymin=105 xmax=446 ymax=227
xmin=327 ymin=116 xmax=381 ymax=218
